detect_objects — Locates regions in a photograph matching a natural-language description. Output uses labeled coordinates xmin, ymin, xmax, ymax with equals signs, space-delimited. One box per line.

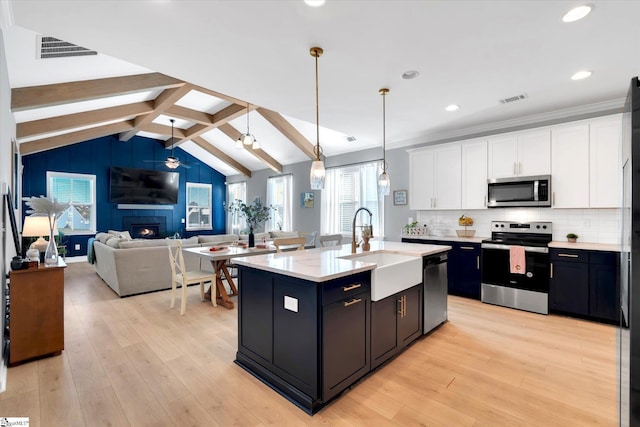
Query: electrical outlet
xmin=181 ymin=218 xmax=185 ymax=224
xmin=75 ymin=244 xmax=80 ymax=250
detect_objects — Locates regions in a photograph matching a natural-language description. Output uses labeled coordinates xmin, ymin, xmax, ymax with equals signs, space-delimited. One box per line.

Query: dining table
xmin=183 ymin=244 xmax=275 ymax=309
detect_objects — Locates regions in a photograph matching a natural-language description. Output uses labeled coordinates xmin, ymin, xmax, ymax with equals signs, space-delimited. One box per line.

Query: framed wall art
xmin=301 ymin=192 xmax=314 ymax=208
xmin=393 ymin=190 xmax=407 ymax=206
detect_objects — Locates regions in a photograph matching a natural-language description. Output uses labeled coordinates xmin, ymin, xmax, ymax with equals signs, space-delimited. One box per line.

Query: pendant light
xmin=237 ymin=102 xmax=255 ymax=146
xmin=309 ymin=46 xmax=326 ymax=190
xmin=165 ymin=119 xmax=180 ymax=169
xmin=377 ymin=88 xmax=390 ymax=195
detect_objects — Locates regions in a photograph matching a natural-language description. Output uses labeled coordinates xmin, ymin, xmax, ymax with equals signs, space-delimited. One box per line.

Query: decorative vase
xmin=568 ymin=237 xmax=577 ymax=243
xmin=248 ymin=229 xmax=255 ymax=248
xmin=44 ymin=229 xmax=59 ymax=267
xmin=362 ymin=237 xmax=371 ymax=252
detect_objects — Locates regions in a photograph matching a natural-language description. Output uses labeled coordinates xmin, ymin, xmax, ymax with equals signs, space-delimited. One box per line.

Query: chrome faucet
xmin=352 ymin=207 xmax=373 ymax=253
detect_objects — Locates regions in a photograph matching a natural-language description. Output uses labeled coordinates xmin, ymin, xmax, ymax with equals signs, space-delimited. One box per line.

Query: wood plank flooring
xmin=1 ymin=262 xmax=617 ymax=426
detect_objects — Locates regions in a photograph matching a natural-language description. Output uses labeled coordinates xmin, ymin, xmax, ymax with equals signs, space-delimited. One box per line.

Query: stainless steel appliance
xmin=481 ymin=221 xmax=552 ymax=314
xmin=423 ymin=253 xmax=448 ymax=334
xmin=487 ymin=175 xmax=551 ymax=208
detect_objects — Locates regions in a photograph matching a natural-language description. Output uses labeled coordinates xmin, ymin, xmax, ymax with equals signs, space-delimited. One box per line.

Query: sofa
xmin=92 ymin=230 xmax=302 ymax=297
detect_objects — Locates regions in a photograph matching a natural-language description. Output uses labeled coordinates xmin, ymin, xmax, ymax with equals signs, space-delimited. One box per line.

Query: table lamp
xmin=22 ymin=215 xmax=55 ymax=260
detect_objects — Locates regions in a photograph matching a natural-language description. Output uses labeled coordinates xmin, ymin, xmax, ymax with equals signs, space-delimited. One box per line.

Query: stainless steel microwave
xmin=487 ymin=175 xmax=551 ymax=208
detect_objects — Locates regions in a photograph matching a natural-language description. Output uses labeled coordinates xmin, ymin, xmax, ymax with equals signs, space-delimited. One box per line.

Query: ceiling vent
xmin=345 ymin=136 xmax=357 ymax=142
xmin=36 ymin=36 xmax=97 ymax=59
xmin=499 ymin=93 xmax=528 ymax=104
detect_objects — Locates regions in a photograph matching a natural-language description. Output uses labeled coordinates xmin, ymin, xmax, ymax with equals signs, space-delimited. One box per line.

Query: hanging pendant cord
xmin=170 ymin=119 xmax=175 ymax=157
xmin=382 ymin=91 xmax=386 ymax=172
xmin=315 ymin=52 xmax=320 ymax=160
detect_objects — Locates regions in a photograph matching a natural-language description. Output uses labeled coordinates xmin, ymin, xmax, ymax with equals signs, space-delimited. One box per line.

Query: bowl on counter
xmin=456 ymin=229 xmax=476 ymax=237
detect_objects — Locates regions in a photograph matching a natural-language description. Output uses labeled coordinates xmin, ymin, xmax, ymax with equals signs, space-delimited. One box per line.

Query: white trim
xmin=117 ymin=204 xmax=173 ymax=210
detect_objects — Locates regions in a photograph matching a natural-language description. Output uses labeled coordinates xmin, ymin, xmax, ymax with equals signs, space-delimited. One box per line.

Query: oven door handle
xmin=481 ymin=243 xmax=549 ymax=254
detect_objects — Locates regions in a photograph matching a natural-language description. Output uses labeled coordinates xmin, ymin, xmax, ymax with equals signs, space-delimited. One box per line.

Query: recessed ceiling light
xmin=562 ymin=5 xmax=593 ymax=23
xmin=304 ymin=0 xmax=325 ymax=7
xmin=571 ymin=70 xmax=592 ymax=80
xmin=445 ymin=104 xmax=460 ymax=112
xmin=402 ymin=70 xmax=419 ymax=80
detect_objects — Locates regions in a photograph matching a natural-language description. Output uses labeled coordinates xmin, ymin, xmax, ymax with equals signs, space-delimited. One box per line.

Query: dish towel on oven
xmin=510 ymin=245 xmax=526 ymax=274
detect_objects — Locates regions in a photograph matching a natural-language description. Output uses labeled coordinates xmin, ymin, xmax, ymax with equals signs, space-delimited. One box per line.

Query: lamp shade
xmin=378 ymin=171 xmax=391 ymax=195
xmin=22 ymin=215 xmax=53 ymax=237
xmin=310 ymin=159 xmax=326 ymax=190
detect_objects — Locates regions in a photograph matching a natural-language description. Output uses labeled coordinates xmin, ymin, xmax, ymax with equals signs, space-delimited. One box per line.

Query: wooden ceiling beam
xmin=20 ymin=121 xmax=134 ymax=155
xmin=166 ymin=105 xmax=213 ymax=125
xmin=16 ymin=101 xmax=154 ymax=139
xmin=218 ymin=123 xmax=282 ymax=172
xmin=191 ymin=136 xmax=252 ymax=177
xmin=189 ymin=84 xmax=249 ymax=106
xmin=257 ymin=108 xmax=316 ymax=160
xmin=12 ymin=72 xmax=184 ymax=111
xmin=138 ymin=122 xmax=187 ymax=139
xmin=119 ymin=84 xmax=193 ymax=141
xmin=166 ymin=103 xmax=253 ymax=148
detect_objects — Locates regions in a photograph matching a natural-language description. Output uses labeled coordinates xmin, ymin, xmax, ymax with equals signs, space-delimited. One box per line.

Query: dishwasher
xmin=423 ymin=252 xmax=448 ymax=334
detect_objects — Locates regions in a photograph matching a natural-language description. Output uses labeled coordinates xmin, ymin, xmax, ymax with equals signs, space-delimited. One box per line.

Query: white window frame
xmin=46 ymin=171 xmax=97 ymax=235
xmin=266 ymin=174 xmax=292 ymax=232
xmin=186 ymin=182 xmax=213 ymax=231
xmin=320 ymin=160 xmax=385 ymax=239
xmin=226 ymin=181 xmax=247 ymax=234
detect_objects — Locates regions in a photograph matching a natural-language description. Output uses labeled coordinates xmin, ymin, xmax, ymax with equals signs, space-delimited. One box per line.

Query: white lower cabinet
xmin=409 ymin=143 xmax=461 ymax=210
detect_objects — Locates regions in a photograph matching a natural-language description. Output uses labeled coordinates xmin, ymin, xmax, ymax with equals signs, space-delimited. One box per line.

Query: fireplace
xmin=123 ymin=216 xmax=167 ymax=239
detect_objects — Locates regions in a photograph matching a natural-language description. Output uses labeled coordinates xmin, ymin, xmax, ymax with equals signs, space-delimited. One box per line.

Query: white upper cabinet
xmin=551 ymin=123 xmax=590 ymax=208
xmin=409 ymin=143 xmax=461 ymax=210
xmin=461 ymin=139 xmax=488 ymax=209
xmin=488 ymin=130 xmax=550 ymax=179
xmin=589 ymin=114 xmax=622 ymax=208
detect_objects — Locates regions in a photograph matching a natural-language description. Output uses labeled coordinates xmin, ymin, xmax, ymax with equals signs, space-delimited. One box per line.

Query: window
xmin=321 ymin=161 xmax=384 ymax=238
xmin=186 ymin=183 xmax=212 ymax=231
xmin=226 ymin=181 xmax=247 ymax=234
xmin=47 ymin=171 xmax=96 ymax=235
xmin=266 ymin=174 xmax=292 ymax=232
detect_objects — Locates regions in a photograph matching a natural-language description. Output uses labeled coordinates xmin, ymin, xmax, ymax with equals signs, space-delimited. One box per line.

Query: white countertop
xmin=548 ymin=241 xmax=621 ymax=252
xmin=232 ymin=240 xmax=451 ymax=282
xmin=401 ymin=235 xmax=485 ymax=244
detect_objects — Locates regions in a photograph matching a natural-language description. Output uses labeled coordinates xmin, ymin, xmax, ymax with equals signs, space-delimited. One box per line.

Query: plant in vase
xmin=566 ymin=233 xmax=579 ymax=243
xmin=224 ymin=199 xmax=273 ymax=247
xmin=23 ymin=196 xmax=70 ymax=266
xmin=361 ymin=226 xmax=373 ymax=251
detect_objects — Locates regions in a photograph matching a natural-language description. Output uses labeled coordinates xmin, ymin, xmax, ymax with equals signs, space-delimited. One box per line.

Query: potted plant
xmin=225 ymin=199 xmax=273 ymax=247
xmin=566 ymin=233 xmax=579 ymax=243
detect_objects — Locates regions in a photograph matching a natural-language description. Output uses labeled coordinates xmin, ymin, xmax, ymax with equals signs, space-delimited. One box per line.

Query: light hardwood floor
xmin=1 ymin=262 xmax=617 ymax=426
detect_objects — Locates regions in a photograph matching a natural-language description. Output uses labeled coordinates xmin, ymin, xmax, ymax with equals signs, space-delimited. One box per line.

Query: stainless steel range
xmin=481 ymin=221 xmax=552 ymax=314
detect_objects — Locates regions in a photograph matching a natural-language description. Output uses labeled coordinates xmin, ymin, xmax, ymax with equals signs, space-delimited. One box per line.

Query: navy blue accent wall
xmin=21 ymin=134 xmax=227 ymax=257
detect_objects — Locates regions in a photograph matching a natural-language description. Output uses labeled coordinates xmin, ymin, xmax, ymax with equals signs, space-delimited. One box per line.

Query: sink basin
xmin=339 ymin=251 xmax=422 ymax=301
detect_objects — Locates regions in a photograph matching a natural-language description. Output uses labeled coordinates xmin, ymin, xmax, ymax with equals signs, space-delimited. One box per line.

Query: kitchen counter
xmin=549 ymin=241 xmax=621 ymax=252
xmin=401 ymin=235 xmax=485 ymax=244
xmin=232 ymin=240 xmax=451 ymax=282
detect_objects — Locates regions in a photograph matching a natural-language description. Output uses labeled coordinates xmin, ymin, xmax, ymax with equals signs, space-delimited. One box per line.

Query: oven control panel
xmin=490 ymin=221 xmax=552 ymax=235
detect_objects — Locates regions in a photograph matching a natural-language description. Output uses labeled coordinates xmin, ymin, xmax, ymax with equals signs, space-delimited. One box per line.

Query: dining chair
xmin=167 ymin=240 xmax=217 ymax=315
xmin=273 ymin=236 xmax=306 ymax=253
xmin=319 ymin=234 xmax=343 ymax=247
xmin=300 ymin=231 xmax=318 ymax=249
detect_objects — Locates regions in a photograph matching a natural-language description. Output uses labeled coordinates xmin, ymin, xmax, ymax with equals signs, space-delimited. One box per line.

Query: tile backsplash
xmin=414 ymin=208 xmax=621 ymax=244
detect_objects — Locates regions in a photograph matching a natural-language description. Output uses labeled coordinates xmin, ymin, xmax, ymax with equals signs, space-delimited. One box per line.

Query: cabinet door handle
xmin=552 ymin=192 xmax=556 ymax=206
xmin=484 ymin=195 xmax=487 ymax=207
xmin=343 ymin=298 xmax=362 ymax=307
xmin=398 ymin=297 xmax=403 ymax=316
xmin=477 ymin=255 xmax=480 ymax=270
xmin=513 ymin=162 xmax=516 ymax=175
xmin=519 ymin=162 xmax=522 ymax=175
xmin=550 ymin=262 xmax=553 ymax=279
xmin=460 ymin=246 xmax=474 ymax=250
xmin=558 ymin=253 xmax=579 ymax=258
xmin=342 ymin=283 xmax=362 ymax=292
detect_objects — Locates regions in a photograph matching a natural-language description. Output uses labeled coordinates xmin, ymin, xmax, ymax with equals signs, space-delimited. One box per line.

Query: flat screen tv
xmin=109 ymin=167 xmax=179 ymax=205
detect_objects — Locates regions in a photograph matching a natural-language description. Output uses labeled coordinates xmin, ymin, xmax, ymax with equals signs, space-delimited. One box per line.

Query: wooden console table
xmin=9 ymin=258 xmax=66 ymax=366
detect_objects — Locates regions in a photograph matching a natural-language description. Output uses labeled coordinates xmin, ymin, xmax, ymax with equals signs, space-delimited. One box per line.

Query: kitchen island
xmin=232 ymin=241 xmax=450 ymax=414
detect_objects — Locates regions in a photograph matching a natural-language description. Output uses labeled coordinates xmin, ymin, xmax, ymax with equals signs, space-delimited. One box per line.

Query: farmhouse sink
xmin=339 ymin=251 xmax=422 ymax=301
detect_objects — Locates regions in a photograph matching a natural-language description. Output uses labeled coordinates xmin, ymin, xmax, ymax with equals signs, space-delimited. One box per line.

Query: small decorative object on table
xmin=402 ymin=221 xmax=428 ymax=236
xmin=361 ymin=226 xmax=372 ymax=251
xmin=456 ymin=215 xmax=476 ymax=238
xmin=224 ymin=198 xmax=273 ymax=248
xmin=566 ymin=233 xmax=579 ymax=243
xmin=23 ymin=196 xmax=70 ymax=266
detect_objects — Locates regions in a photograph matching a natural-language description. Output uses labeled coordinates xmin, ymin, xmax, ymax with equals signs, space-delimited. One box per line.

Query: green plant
xmin=404 ymin=221 xmax=418 ymax=233
xmin=224 ymin=199 xmax=273 ymax=232
xmin=566 ymin=233 xmax=579 ymax=239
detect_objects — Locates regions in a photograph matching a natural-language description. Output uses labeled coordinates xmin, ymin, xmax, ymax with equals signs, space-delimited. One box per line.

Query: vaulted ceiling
xmin=3 ymin=1 xmax=640 ymax=177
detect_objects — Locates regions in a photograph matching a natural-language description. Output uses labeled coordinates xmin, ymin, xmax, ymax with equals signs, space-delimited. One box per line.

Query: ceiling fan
xmin=146 ymin=119 xmax=190 ymax=169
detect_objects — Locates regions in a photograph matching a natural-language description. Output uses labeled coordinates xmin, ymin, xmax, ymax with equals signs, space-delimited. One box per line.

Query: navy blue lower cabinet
xmin=235 ymin=266 xmax=371 ymax=414
xmin=371 ymin=284 xmax=423 ymax=369
xmin=549 ymin=249 xmax=620 ymax=324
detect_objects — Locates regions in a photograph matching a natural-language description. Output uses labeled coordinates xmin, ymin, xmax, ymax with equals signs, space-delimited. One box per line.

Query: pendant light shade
xmin=238 ymin=102 xmax=255 ymax=146
xmin=378 ymin=88 xmax=390 ymax=195
xmin=309 ymin=46 xmax=326 ymax=190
